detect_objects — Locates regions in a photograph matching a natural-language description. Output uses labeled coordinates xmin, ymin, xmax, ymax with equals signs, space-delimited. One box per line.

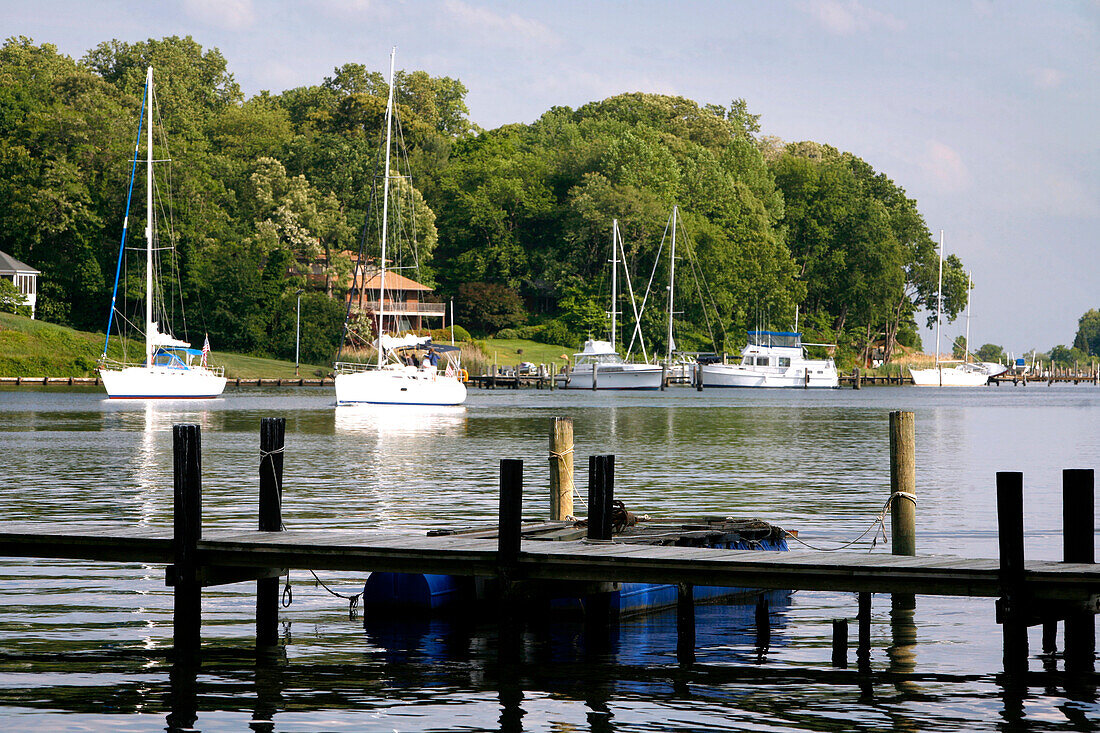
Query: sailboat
xmin=333 ymin=48 xmax=466 ymax=406
xmin=557 ymin=219 xmax=663 ymax=390
xmin=909 ymin=232 xmax=1001 ymax=387
xmin=98 ymin=67 xmax=226 ymax=399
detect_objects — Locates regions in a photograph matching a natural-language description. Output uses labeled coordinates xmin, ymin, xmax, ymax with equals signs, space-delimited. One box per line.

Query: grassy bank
xmin=0 ymin=313 xmax=326 ymax=378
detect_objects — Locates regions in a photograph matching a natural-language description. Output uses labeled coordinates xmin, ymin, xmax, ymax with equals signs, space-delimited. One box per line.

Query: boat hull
xmin=555 ymin=364 xmax=663 ymax=390
xmin=334 ymin=367 xmax=467 ymax=405
xmin=701 ymin=363 xmax=838 ymax=388
xmin=99 ymin=366 xmax=226 ymax=399
xmin=908 ymin=366 xmax=990 ymax=387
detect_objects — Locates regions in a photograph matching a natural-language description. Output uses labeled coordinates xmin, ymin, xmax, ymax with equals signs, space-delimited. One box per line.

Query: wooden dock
xmin=0 ymin=376 xmax=334 ymax=387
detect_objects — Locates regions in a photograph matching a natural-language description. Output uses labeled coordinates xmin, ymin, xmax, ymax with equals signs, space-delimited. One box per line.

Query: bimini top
xmin=576 ymin=339 xmax=617 ymax=356
xmin=746 ymin=331 xmax=802 ymax=349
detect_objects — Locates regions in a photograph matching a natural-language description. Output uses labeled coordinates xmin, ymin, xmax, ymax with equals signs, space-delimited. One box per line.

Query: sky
xmin=4 ymin=0 xmax=1098 ymax=354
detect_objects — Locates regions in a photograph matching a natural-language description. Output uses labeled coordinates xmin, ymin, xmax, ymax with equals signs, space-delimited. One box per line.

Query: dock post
xmin=857 ymin=592 xmax=872 ymax=670
xmin=695 ymin=362 xmax=703 ymax=391
xmin=660 ymin=363 xmax=667 ymax=391
xmin=498 ymin=459 xmax=523 ymax=566
xmin=549 ymin=418 xmax=574 ymax=521
xmin=172 ymin=424 xmax=202 ymax=655
xmin=676 ymin=583 xmax=695 ymax=666
xmin=592 ymin=363 xmax=598 ymax=390
xmin=1063 ymin=468 xmax=1095 ymax=671
xmin=755 ymin=594 xmax=771 ymax=654
xmin=257 ymin=417 xmax=285 ymax=648
xmin=889 ymin=411 xmax=916 ymax=556
xmin=587 ymin=455 xmax=614 ymax=541
xmin=853 ymin=367 xmax=861 ymax=389
xmin=831 ymin=619 xmax=848 ymax=667
xmin=997 ymin=471 xmax=1029 ymax=671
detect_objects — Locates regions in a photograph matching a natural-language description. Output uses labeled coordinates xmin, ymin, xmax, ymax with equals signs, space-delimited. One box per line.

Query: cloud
xmin=183 ymin=0 xmax=255 ymax=30
xmin=802 ymin=0 xmax=905 ymax=35
xmin=1029 ymin=67 xmax=1065 ymax=89
xmin=918 ymin=140 xmax=971 ymax=193
xmin=441 ymin=0 xmax=559 ymax=47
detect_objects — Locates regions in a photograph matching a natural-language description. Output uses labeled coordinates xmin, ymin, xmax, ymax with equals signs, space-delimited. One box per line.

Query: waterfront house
xmin=0 ymin=250 xmax=39 ymax=318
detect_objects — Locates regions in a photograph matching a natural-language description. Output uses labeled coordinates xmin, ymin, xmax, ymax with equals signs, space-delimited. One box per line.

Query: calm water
xmin=1 ymin=384 xmax=1098 ymax=731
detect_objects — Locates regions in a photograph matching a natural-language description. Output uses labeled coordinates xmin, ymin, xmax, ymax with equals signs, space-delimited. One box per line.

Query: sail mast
xmin=934 ymin=230 xmax=943 ymax=371
xmin=610 ymin=219 xmax=618 ymax=351
xmin=666 ymin=206 xmax=678 ymax=364
xmin=145 ymin=66 xmax=154 ymax=369
xmin=377 ymin=47 xmax=396 ymax=368
xmin=964 ymin=270 xmax=972 ymax=364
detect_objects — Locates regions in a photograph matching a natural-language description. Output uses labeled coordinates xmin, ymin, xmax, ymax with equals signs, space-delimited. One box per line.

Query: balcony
xmin=355 ymin=300 xmax=447 ymax=317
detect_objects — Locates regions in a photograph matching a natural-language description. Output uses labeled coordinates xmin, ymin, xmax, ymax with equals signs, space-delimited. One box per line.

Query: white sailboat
xmin=557 ymin=219 xmax=662 ymax=390
xmin=334 ymin=48 xmax=466 ymax=406
xmin=909 ymin=233 xmax=999 ymax=387
xmin=99 ymin=67 xmax=226 ymax=399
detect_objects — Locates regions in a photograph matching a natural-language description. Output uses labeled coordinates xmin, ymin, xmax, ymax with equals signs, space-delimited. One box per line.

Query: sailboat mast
xmin=145 ymin=66 xmax=154 ymax=369
xmin=666 ymin=206 xmax=677 ymax=364
xmin=964 ymin=271 xmax=972 ymax=364
xmin=610 ymin=219 xmax=618 ymax=351
xmin=934 ymin=230 xmax=943 ymax=370
xmin=377 ymin=47 xmax=396 ymax=368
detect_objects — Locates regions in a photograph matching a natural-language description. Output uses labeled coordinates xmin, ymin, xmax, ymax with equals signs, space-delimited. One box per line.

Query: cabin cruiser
xmin=700 ymin=331 xmax=838 ymax=388
xmin=555 ymin=340 xmax=663 ymax=390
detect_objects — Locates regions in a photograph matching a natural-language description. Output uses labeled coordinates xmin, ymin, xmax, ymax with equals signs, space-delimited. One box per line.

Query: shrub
xmin=534 ymin=319 xmax=575 ymax=347
xmin=456 ymin=282 xmax=526 ymax=336
xmin=429 ymin=325 xmax=472 ymax=343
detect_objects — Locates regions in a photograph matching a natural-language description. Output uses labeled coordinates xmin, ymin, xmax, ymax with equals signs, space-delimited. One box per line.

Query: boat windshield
xmin=747 ymin=331 xmax=802 ymax=349
xmin=575 ymin=353 xmax=625 ymax=366
xmin=152 ymin=348 xmax=200 ymax=369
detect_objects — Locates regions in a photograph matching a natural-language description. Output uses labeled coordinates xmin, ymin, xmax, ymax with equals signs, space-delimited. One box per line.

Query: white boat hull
xmin=335 ymin=367 xmax=467 ymax=405
xmin=556 ymin=364 xmax=663 ymax=390
xmin=99 ymin=365 xmax=227 ymax=399
xmin=701 ymin=363 xmax=838 ymax=388
xmin=909 ymin=366 xmax=990 ymax=387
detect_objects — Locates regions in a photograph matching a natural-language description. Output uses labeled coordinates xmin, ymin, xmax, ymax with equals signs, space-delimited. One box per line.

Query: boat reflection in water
xmin=333 ymin=403 xmax=467 ymax=438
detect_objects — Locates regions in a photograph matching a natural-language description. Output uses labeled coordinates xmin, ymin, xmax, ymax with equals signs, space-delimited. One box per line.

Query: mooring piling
xmin=677 ymin=582 xmax=696 ymax=666
xmin=498 ymin=459 xmax=524 ymax=573
xmin=890 ymin=411 xmax=916 ymax=556
xmin=172 ymin=424 xmax=202 ymax=655
xmin=257 ymin=417 xmax=285 ymax=648
xmin=549 ymin=417 xmax=574 ymax=521
xmin=996 ymin=471 xmax=1029 ymax=671
xmin=832 ymin=619 xmax=848 ymax=668
xmin=587 ymin=455 xmax=615 ymax=541
xmin=1063 ymin=468 xmax=1095 ymax=671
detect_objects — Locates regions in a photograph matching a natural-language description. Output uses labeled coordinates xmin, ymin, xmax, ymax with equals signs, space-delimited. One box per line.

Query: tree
xmin=1073 ymin=309 xmax=1100 ymax=355
xmin=0 ymin=279 xmax=31 ymax=317
xmin=456 ymin=282 xmax=526 ymax=336
xmin=952 ymin=335 xmax=968 ymax=360
xmin=976 ymin=343 xmax=1005 ymax=363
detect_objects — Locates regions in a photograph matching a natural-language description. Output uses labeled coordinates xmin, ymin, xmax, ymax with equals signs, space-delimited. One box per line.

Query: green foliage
xmin=976 ymin=343 xmax=1005 ymax=363
xmin=1050 ymin=344 xmax=1089 ymax=367
xmin=952 ymin=335 xmax=967 ymax=360
xmin=1073 ymin=309 xmax=1100 ymax=355
xmin=0 ymin=280 xmax=31 ymax=317
xmin=428 ymin=325 xmax=471 ymax=343
xmin=456 ymin=282 xmax=526 ymax=336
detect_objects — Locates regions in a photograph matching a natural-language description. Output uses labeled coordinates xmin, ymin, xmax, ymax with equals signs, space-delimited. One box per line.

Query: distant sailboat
xmin=98 ymin=67 xmax=226 ymax=399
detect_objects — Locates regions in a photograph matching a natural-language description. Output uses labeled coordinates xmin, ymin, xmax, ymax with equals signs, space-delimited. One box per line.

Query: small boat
xmin=363 ymin=516 xmax=789 ymax=616
xmin=701 ymin=331 xmax=839 ymax=388
xmin=556 ymin=219 xmax=662 ymax=390
xmin=556 ymin=339 xmax=663 ymax=390
xmin=98 ymin=67 xmax=226 ymax=399
xmin=333 ymin=49 xmax=466 ymax=406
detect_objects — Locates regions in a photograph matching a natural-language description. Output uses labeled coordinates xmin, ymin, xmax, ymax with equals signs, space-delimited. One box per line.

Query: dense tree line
xmin=1 ymin=35 xmax=970 ymax=365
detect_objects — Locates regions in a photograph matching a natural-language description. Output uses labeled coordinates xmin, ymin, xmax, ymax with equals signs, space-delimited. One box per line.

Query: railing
xmin=349 ymin=300 xmax=447 ymax=316
xmin=98 ymin=358 xmax=225 ymax=377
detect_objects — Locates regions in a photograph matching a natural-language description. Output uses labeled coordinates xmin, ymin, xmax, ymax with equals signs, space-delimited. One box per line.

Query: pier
xmin=0 ymin=414 xmax=1095 ymax=674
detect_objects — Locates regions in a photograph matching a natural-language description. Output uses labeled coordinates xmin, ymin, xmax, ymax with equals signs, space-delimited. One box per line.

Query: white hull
xmin=335 ymin=366 xmax=467 ymax=405
xmin=909 ymin=365 xmax=990 ymax=387
xmin=701 ymin=362 xmax=838 ymax=388
xmin=556 ymin=363 xmax=663 ymax=390
xmin=99 ymin=365 xmax=226 ymax=399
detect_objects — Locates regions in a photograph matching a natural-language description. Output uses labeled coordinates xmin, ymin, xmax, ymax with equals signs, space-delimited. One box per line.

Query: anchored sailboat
xmin=98 ymin=67 xmax=226 ymax=399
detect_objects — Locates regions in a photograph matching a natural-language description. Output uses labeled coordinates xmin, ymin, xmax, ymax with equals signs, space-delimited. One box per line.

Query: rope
xmin=784 ymin=492 xmax=918 ymax=553
xmin=261 ymin=444 xmax=362 ymax=618
xmin=548 ymin=445 xmax=578 ymax=498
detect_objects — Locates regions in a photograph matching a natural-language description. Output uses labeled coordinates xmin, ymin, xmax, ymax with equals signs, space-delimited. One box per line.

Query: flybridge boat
xmin=334 ymin=335 xmax=466 ymax=406
xmin=98 ymin=66 xmax=226 ymax=399
xmin=701 ymin=331 xmax=838 ymax=388
xmin=556 ymin=339 xmax=663 ymax=390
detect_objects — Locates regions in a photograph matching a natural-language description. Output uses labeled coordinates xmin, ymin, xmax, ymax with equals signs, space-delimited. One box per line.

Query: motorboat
xmin=701 ymin=331 xmax=838 ymax=388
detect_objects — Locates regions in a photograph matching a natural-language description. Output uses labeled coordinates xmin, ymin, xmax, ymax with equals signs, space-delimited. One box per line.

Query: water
xmin=1 ymin=384 xmax=1098 ymax=731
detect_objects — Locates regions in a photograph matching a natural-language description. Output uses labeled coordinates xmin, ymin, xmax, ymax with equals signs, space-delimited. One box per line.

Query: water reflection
xmin=334 ymin=404 xmax=466 ymax=438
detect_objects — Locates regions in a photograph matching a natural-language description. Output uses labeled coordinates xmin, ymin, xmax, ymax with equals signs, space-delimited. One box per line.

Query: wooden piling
xmin=660 ymin=363 xmax=667 ymax=391
xmin=257 ymin=417 xmax=284 ymax=648
xmin=587 ymin=455 xmax=614 ymax=541
xmin=755 ymin=594 xmax=771 ymax=651
xmin=997 ymin=471 xmax=1029 ymax=671
xmin=831 ymin=619 xmax=848 ymax=667
xmin=695 ymin=362 xmax=703 ymax=391
xmin=889 ymin=411 xmax=916 ymax=556
xmin=549 ymin=418 xmax=574 ymax=521
xmin=498 ymin=459 xmax=524 ymax=571
xmin=857 ymin=591 xmax=872 ymax=668
xmin=1063 ymin=468 xmax=1095 ymax=670
xmin=172 ymin=424 xmax=202 ymax=654
xmin=676 ymin=582 xmax=695 ymax=665
xmin=592 ymin=362 xmax=599 ymax=391
xmin=852 ymin=368 xmax=861 ymax=389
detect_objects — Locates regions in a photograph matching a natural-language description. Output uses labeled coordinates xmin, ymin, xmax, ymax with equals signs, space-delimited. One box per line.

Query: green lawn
xmin=479 ymin=338 xmax=576 ymax=367
xmin=0 ymin=312 xmax=326 ymax=378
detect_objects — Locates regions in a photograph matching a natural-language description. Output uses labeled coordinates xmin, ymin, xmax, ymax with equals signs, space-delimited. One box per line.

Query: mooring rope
xmin=261 ymin=444 xmax=362 ymax=618
xmin=784 ymin=491 xmax=917 ymax=553
xmin=548 ymin=445 xmax=579 ymax=498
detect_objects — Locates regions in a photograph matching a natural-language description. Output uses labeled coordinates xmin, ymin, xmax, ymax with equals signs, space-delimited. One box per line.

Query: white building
xmin=0 ymin=251 xmax=40 ymax=318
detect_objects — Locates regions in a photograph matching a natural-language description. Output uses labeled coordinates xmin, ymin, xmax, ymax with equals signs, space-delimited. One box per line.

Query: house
xmin=0 ymin=250 xmax=39 ymax=318
xmin=348 ymin=265 xmax=446 ymax=333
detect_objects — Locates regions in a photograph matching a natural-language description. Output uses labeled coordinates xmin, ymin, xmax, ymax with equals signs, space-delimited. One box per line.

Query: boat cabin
xmin=151 ymin=347 xmax=203 ymax=369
